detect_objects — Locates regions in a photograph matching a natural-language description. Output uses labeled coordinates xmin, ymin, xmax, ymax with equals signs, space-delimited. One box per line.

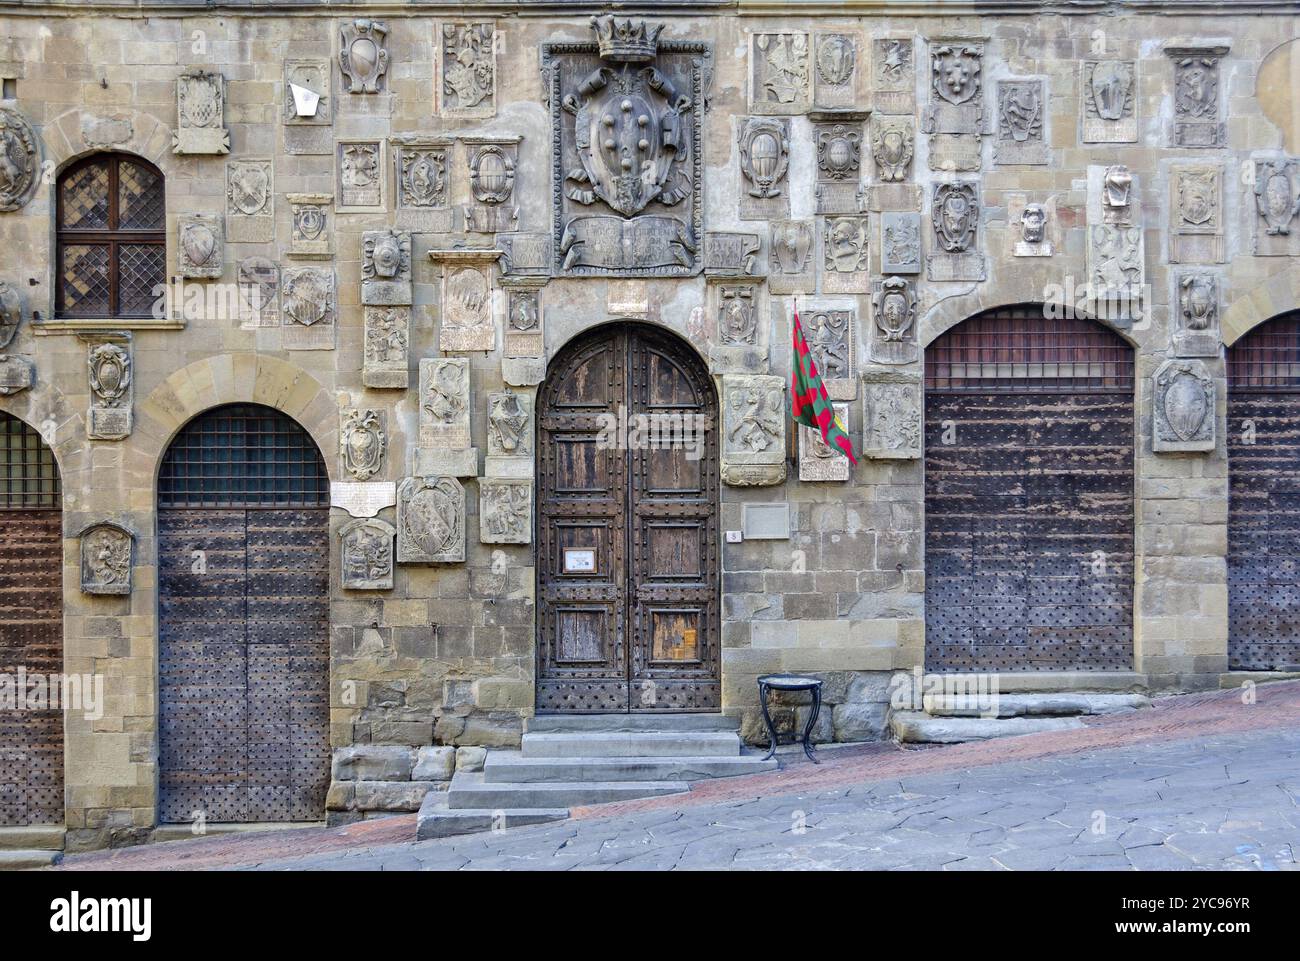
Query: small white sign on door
xmin=563 ymin=548 xmax=596 ymax=574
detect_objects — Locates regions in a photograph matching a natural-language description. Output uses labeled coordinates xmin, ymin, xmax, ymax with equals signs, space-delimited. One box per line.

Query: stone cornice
xmin=2 ymin=0 xmax=1299 ymax=16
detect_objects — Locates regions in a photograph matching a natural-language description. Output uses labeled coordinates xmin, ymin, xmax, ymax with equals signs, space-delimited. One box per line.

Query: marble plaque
xmin=709 ymin=281 xmax=768 ymax=375
xmin=1169 ymin=164 xmax=1224 ymax=264
xmin=813 ymin=32 xmax=862 ymax=110
xmin=704 ymin=232 xmax=762 ymax=277
xmin=86 ymin=337 xmax=132 ymax=441
xmin=767 ymin=220 xmax=815 ymax=295
xmin=173 ymin=69 xmax=229 ymax=155
xmin=504 ymin=284 xmax=545 ymax=358
xmin=822 ymin=216 xmax=870 ymax=294
xmin=803 ymin=305 xmax=856 ymax=399
xmin=439 ymin=261 xmax=497 ymax=352
xmin=994 ymin=80 xmax=1047 ymax=165
xmin=177 ymin=214 xmax=223 ymax=279
xmin=280 ymin=267 xmax=336 ymax=350
xmin=331 ymin=481 xmax=398 ymax=518
xmin=287 ymin=193 xmax=334 ymax=258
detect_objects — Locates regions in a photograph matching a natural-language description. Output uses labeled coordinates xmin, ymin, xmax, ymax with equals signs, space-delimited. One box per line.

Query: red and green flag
xmin=791 ymin=308 xmax=857 ymax=465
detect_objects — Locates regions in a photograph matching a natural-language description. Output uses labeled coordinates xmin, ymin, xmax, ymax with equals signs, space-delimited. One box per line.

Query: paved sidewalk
xmin=56 ymin=680 xmax=1300 ymax=871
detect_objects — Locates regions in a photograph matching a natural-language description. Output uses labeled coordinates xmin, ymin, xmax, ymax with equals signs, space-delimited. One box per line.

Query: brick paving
xmin=54 ymin=680 xmax=1300 ymax=871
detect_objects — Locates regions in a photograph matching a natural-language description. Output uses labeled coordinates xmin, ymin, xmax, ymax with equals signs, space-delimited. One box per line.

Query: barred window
xmin=56 ymin=153 xmax=165 ymax=319
xmin=0 ymin=411 xmax=60 ymax=509
xmin=925 ymin=305 xmax=1135 ymax=393
xmin=158 ymin=404 xmax=330 ymax=509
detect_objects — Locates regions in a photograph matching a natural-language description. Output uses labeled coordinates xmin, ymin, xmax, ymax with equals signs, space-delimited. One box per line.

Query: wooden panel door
xmin=537 ymin=324 xmax=720 ymax=712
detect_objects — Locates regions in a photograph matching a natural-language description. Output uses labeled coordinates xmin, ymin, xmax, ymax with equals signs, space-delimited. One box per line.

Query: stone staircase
xmin=890 ymin=692 xmax=1152 ymax=744
xmin=416 ymin=713 xmax=775 ymax=838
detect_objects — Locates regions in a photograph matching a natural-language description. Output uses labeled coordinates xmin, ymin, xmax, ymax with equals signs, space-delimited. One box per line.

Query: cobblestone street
xmin=57 ymin=681 xmax=1300 ymax=871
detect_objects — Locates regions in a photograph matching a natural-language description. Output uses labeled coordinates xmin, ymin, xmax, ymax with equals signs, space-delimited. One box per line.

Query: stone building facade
xmin=0 ymin=0 xmax=1299 ymax=850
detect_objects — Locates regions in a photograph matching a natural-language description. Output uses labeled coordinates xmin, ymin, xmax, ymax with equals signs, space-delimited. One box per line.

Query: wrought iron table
xmin=757 ymin=674 xmax=823 ymax=763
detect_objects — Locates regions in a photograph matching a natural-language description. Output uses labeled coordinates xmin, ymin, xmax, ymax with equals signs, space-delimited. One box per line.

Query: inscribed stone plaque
xmin=800 ymin=402 xmax=851 ymax=481
xmin=363 ymin=306 xmax=410 ymax=389
xmin=749 ymin=32 xmax=812 ymax=115
xmin=822 ymin=216 xmax=871 ymax=294
xmin=1169 ymin=165 xmax=1224 ymax=264
xmin=881 ymin=212 xmax=922 ymax=274
xmin=392 ymin=135 xmax=453 ymax=232
xmin=923 ymin=40 xmax=985 ymax=135
xmin=418 ymin=358 xmax=471 ymax=450
xmin=1153 ymin=359 xmax=1215 ymax=453
xmin=287 ymin=194 xmax=334 ymax=258
xmin=336 ymin=139 xmax=386 ymax=213
xmin=708 ymin=281 xmax=768 ymax=375
xmin=480 ymin=478 xmax=532 ymax=545
xmin=280 ymin=267 xmax=336 ymax=350
xmin=871 ymin=38 xmax=915 ymax=115
xmin=226 ymin=159 xmax=273 ymax=242
xmin=331 ymin=481 xmax=398 ymax=518
xmin=720 ymin=374 xmax=786 ymax=487
xmin=1082 ymin=60 xmax=1138 ymax=143
xmin=397 ymin=476 xmax=465 ymax=563
xmin=994 ymin=79 xmax=1047 ymax=165
xmin=813 ymin=32 xmax=862 ymax=110
xmin=802 ymin=305 xmax=856 ymax=399
xmin=1254 ymin=159 xmax=1300 ymax=256
xmin=340 ymin=518 xmax=395 ymax=590
xmin=173 ymin=69 xmax=229 ymax=155
xmin=767 ymin=220 xmax=815 ymax=295
xmin=504 ymin=283 xmax=545 ymax=358
xmin=862 ymin=370 xmax=922 ymax=460
xmin=439 ymin=263 xmax=496 ymax=352
xmin=738 ymin=117 xmax=792 ymax=221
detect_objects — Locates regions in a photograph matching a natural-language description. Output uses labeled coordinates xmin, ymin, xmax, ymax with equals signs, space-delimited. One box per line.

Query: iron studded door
xmin=1228 ymin=313 xmax=1300 ymax=670
xmin=536 ymin=325 xmax=720 ymax=712
xmin=0 ymin=509 xmax=64 ymax=825
xmin=158 ymin=404 xmax=330 ymax=823
xmin=924 ymin=309 xmax=1135 ymax=672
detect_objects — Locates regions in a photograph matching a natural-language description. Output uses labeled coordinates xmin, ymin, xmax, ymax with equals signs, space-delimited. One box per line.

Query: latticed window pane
xmin=58 ymin=159 xmax=110 ymax=229
xmin=925 ymin=306 xmax=1135 ymax=393
xmin=60 ymin=244 xmax=111 ymax=316
xmin=117 ymin=161 xmax=165 ymax=229
xmin=118 ymin=244 xmax=165 ymax=316
xmin=158 ymin=404 xmax=331 ymax=509
xmin=0 ymin=412 xmax=61 ymax=509
xmin=1228 ymin=312 xmax=1300 ymax=391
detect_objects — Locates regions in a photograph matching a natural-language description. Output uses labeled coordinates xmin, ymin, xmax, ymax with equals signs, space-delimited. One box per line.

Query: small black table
xmin=757 ymin=674 xmax=824 ymax=763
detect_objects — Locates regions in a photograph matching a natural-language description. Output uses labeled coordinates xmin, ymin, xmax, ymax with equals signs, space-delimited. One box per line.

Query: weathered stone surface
xmin=456 ymin=746 xmax=488 ymax=773
xmin=331 ymin=745 xmax=415 ymax=782
xmin=413 ymin=745 xmax=456 ymax=782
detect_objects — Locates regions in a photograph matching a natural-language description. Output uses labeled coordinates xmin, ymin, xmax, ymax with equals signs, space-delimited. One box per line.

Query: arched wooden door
xmin=924 ymin=306 xmax=1135 ymax=671
xmin=0 ymin=413 xmax=63 ymax=826
xmin=536 ymin=324 xmax=720 ymax=713
xmin=157 ymin=404 xmax=331 ymax=823
xmin=1228 ymin=312 xmax=1300 ymax=670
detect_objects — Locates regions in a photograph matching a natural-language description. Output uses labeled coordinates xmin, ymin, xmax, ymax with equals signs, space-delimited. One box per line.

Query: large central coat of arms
xmin=544 ymin=16 xmax=710 ymax=277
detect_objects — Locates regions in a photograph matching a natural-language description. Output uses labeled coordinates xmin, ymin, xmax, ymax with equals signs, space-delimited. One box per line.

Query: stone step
xmin=483 ymin=751 xmax=776 ymax=783
xmin=416 ymin=796 xmax=570 ymax=840
xmin=447 ymin=771 xmax=689 ymax=809
xmin=923 ymin=692 xmax=1152 ymax=718
xmin=890 ymin=711 xmax=1086 ymax=744
xmin=0 ymin=849 xmax=61 ymax=870
xmin=525 ymin=713 xmax=739 ymax=733
xmin=521 ymin=730 xmax=741 ymax=758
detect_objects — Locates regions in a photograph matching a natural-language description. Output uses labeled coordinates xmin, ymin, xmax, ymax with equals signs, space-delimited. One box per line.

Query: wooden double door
xmin=536 ymin=324 xmax=721 ymax=712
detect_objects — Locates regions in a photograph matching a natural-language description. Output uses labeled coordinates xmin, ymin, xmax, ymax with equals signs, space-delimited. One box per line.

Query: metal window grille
xmin=1227 ymin=311 xmax=1300 ymax=391
xmin=157 ymin=404 xmax=330 ymax=509
xmin=0 ymin=413 xmax=61 ymax=509
xmin=56 ymin=153 xmax=166 ymax=319
xmin=925 ymin=305 xmax=1135 ymax=393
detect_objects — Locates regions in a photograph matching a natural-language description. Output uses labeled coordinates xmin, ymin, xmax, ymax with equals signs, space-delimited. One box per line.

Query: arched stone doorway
xmin=156 ymin=404 xmax=331 ymax=823
xmin=0 ymin=412 xmax=63 ymax=826
xmin=535 ymin=323 xmax=721 ymax=712
xmin=1227 ymin=311 xmax=1300 ymax=670
xmin=924 ymin=306 xmax=1136 ymax=671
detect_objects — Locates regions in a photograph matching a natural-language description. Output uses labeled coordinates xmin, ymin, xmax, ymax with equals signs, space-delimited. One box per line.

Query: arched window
xmin=56 ymin=153 xmax=165 ymax=319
